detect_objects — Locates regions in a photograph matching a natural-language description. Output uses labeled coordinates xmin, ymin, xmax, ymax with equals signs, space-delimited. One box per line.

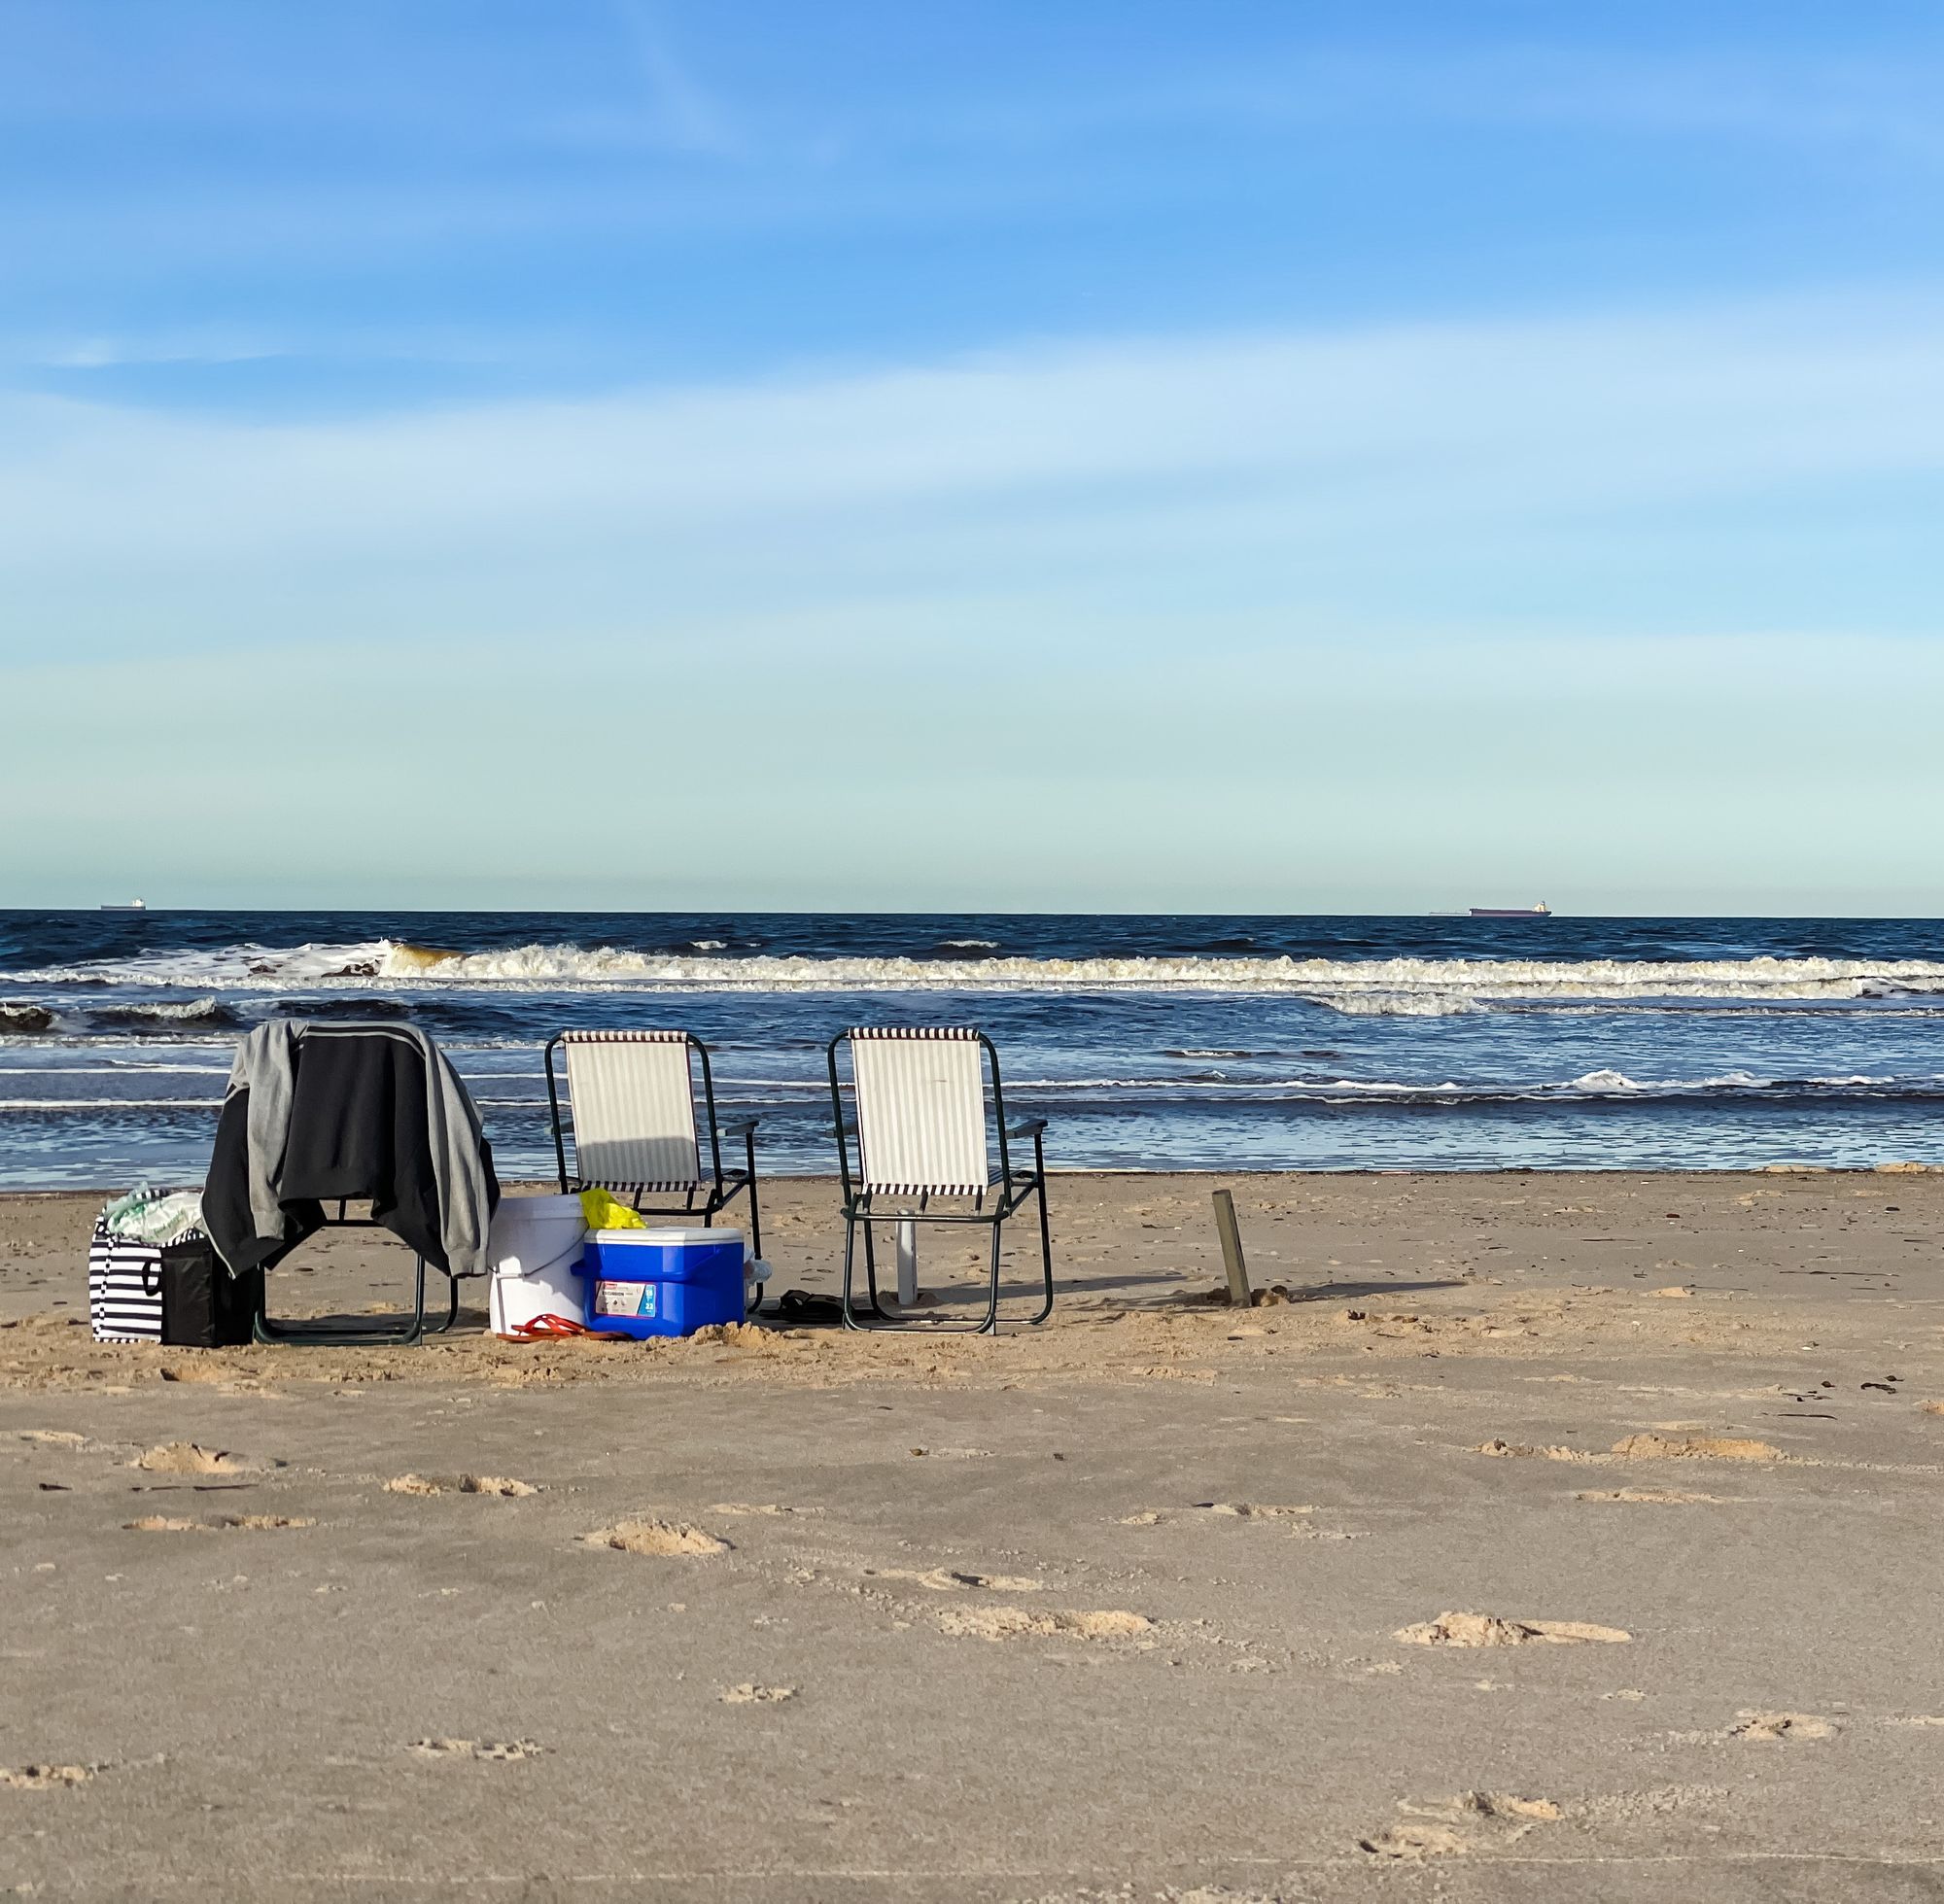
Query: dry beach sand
xmin=5 ymin=1169 xmax=1944 ymax=1899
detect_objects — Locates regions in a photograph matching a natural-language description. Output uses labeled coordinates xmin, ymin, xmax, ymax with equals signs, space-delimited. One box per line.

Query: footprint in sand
xmin=1396 ymin=1611 xmax=1630 ymax=1647
xmin=580 ymin=1519 xmax=729 ymax=1557
xmin=720 ymin=1684 xmax=797 ymax=1705
xmin=131 ymin=1442 xmax=266 ymax=1476
xmin=1196 ymin=1502 xmax=1316 ymax=1520
xmin=1473 ymin=1439 xmax=1594 ymax=1463
xmin=1475 ymin=1435 xmax=1781 ymax=1465
xmin=385 ymin=1474 xmax=538 ymax=1497
xmin=934 ymin=1607 xmax=1152 ymax=1643
xmin=407 ymin=1738 xmax=543 ymax=1761
xmin=1611 ymin=1434 xmax=1780 ymax=1463
xmin=1360 ymin=1791 xmax=1562 ymax=1859
xmin=125 ymin=1514 xmax=314 ymax=1533
xmin=1 ymin=1763 xmax=97 ymax=1790
xmin=864 ymin=1567 xmax=1043 ymax=1593
xmin=156 ymin=1362 xmax=258 ymax=1387
xmin=1726 ymin=1711 xmax=1838 ymax=1742
xmin=1577 ymin=1487 xmax=1724 ymax=1505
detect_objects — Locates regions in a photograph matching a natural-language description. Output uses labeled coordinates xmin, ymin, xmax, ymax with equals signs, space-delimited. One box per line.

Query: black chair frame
xmin=827 ymin=1029 xmax=1054 ymax=1335
xmin=543 ymin=1030 xmax=764 ymax=1314
xmin=253 ymin=1198 xmax=460 ymax=1347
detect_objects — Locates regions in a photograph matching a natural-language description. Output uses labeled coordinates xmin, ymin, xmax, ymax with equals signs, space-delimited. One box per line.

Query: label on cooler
xmin=593 ymin=1279 xmax=657 ymax=1319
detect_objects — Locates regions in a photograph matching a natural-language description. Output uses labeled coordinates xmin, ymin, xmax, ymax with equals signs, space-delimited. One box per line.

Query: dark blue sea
xmin=3 ymin=911 xmax=1943 ymax=1189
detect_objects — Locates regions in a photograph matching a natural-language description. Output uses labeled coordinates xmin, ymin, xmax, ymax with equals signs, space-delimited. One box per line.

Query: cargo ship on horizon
xmin=1469 ymin=902 xmax=1551 ymax=917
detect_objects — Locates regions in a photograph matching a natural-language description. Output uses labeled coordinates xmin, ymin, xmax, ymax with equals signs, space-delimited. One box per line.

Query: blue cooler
xmin=583 ymin=1228 xmax=745 ymax=1338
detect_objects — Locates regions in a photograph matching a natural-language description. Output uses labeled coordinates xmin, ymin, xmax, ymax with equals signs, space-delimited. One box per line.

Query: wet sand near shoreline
xmin=6 ymin=1171 xmax=1944 ymax=1899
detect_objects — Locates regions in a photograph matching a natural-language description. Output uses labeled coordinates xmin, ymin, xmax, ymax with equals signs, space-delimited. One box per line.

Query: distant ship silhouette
xmin=1469 ymin=902 xmax=1550 ymax=918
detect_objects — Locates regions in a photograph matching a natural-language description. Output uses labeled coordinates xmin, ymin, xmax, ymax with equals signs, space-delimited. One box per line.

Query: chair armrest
xmin=1007 ymin=1118 xmax=1048 ymax=1139
xmin=716 ymin=1116 xmax=761 ymax=1136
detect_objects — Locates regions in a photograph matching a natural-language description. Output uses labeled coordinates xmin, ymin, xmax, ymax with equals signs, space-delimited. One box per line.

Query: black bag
xmin=88 ymin=1226 xmax=260 ymax=1346
xmin=159 ymin=1241 xmax=261 ymax=1347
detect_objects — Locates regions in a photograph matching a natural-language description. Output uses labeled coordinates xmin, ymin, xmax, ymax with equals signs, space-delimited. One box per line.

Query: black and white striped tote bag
xmin=87 ymin=1226 xmax=166 ymax=1342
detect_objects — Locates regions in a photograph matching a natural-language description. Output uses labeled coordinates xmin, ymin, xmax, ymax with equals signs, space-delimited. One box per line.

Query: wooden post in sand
xmin=1212 ymin=1190 xmax=1252 ymax=1307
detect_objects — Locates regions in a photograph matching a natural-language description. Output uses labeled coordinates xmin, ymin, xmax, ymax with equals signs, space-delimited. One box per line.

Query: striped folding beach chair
xmin=826 ymin=1026 xmax=1054 ymax=1333
xmin=543 ymin=1030 xmax=765 ymax=1312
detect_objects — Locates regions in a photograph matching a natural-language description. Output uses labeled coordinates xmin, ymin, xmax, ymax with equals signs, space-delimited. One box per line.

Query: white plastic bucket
xmin=487 ymin=1194 xmax=588 ymax=1337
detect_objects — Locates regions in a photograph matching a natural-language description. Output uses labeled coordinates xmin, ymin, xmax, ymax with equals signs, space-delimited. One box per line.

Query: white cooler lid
xmin=589 ymin=1227 xmax=743 ymax=1248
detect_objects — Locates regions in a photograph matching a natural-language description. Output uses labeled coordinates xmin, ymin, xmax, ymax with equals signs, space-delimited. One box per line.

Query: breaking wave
xmin=994 ymin=1070 xmax=1944 ymax=1104
xmin=84 ymin=997 xmax=241 ymax=1030
xmin=7 ymin=1067 xmax=1939 ymax=1120
xmin=11 ymin=939 xmax=1944 ymax=1012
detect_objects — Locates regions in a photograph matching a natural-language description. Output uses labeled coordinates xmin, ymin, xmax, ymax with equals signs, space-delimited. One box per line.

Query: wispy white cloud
xmin=607 ymin=0 xmax=746 ymax=157
xmin=3 ymin=289 xmax=1940 ymax=592
xmin=893 ymin=40 xmax=1944 ymax=169
xmin=32 ymin=330 xmax=289 ymax=370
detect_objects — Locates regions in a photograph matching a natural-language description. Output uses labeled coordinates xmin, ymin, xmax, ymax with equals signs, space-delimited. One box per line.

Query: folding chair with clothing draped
xmin=543 ymin=1029 xmax=766 ymax=1312
xmin=203 ymin=1021 xmax=500 ymax=1346
xmin=826 ymin=1025 xmax=1053 ymax=1333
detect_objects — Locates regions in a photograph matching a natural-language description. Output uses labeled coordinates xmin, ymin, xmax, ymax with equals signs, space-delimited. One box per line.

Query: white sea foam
xmin=0 ymin=1063 xmax=230 ymax=1076
xmin=311 ymin=944 xmax=1944 ymax=1010
xmin=10 ymin=938 xmax=1944 ymax=1010
xmin=6 ymin=1066 xmax=1943 ymax=1122
xmin=0 ymin=1099 xmax=215 ymax=1112
xmin=1001 ymin=1070 xmax=1942 ymax=1099
xmin=1307 ymin=990 xmax=1483 ymax=1017
xmin=2 ymin=940 xmax=397 ymax=990
xmin=87 ymin=997 xmax=238 ymax=1025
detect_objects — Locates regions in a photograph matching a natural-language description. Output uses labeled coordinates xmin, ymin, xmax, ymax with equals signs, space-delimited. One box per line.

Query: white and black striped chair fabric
xmin=555 ymin=1030 xmax=706 ymax=1194
xmin=850 ymin=1025 xmax=992 ymax=1197
xmin=542 ymin=1028 xmax=766 ymax=1307
xmin=826 ymin=1026 xmax=1053 ymax=1334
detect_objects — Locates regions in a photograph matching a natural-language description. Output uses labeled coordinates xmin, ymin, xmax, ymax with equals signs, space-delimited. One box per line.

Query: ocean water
xmin=2 ymin=911 xmax=1942 ymax=1189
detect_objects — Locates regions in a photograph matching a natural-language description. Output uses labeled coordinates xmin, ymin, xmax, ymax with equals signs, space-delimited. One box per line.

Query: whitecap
xmin=14 ymin=938 xmax=1944 ymax=1012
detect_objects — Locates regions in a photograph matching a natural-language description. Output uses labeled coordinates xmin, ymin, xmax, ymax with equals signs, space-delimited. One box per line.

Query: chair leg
xmin=745 ymin=1145 xmax=765 ymax=1315
xmin=745 ymin=1133 xmax=763 ymax=1260
xmin=860 ymin=1219 xmax=891 ymax=1320
xmin=979 ymin=1222 xmax=1002 ymax=1335
xmin=399 ymin=1255 xmax=427 ymax=1345
xmin=840 ymin=1216 xmax=862 ymax=1331
xmin=1028 ymin=1181 xmax=1055 ymax=1326
xmin=418 ymin=1264 xmax=461 ymax=1337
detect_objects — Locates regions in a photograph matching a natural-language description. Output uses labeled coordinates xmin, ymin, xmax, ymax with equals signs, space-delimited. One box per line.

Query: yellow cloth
xmin=579 ymin=1189 xmax=646 ymax=1231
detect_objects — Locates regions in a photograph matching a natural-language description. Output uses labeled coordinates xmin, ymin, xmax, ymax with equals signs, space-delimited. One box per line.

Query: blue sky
xmin=3 ymin=0 xmax=1941 ymax=913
